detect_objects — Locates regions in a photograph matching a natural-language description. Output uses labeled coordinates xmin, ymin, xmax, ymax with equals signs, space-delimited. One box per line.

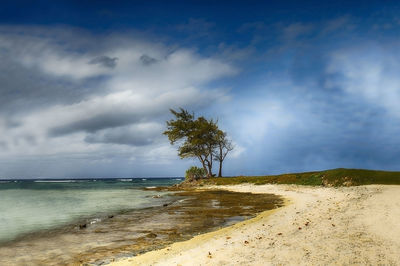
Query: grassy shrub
xmin=185 ymin=166 xmax=206 ymax=181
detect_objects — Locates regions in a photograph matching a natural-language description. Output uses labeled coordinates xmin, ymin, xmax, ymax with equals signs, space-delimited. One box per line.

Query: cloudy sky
xmin=1 ymin=0 xmax=400 ymax=178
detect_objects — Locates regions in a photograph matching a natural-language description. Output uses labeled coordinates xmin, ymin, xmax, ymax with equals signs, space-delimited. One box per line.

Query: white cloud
xmin=327 ymin=44 xmax=400 ymax=117
xmin=0 ymin=26 xmax=237 ymax=177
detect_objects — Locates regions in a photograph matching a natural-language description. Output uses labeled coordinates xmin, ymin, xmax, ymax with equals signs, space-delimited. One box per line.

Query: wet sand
xmin=0 ymin=189 xmax=283 ymax=265
xmin=110 ymin=184 xmax=400 ymax=265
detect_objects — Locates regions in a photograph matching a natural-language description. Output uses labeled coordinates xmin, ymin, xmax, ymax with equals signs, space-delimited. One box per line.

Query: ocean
xmin=0 ymin=178 xmax=283 ymax=265
xmin=0 ymin=178 xmax=182 ymax=243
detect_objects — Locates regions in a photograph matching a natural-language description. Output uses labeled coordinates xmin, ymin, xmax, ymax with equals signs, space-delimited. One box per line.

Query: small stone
xmin=244 ymin=240 xmax=249 ymax=244
xmin=146 ymin=233 xmax=157 ymax=238
xmin=277 ymin=233 xmax=282 ymax=235
xmin=298 ymin=227 xmax=302 ymax=230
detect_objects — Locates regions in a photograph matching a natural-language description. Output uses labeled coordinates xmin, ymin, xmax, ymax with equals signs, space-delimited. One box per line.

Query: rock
xmin=298 ymin=227 xmax=302 ymax=230
xmin=79 ymin=223 xmax=87 ymax=229
xmin=108 ymin=215 xmax=114 ymax=219
xmin=163 ymin=203 xmax=168 ymax=207
xmin=277 ymin=233 xmax=282 ymax=235
xmin=244 ymin=240 xmax=249 ymax=244
xmin=146 ymin=233 xmax=158 ymax=238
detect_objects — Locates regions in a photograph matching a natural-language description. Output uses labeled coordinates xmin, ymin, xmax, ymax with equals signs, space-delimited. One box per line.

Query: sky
xmin=1 ymin=0 xmax=400 ymax=178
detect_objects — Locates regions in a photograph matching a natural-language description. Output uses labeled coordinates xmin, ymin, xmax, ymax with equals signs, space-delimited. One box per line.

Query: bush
xmin=185 ymin=166 xmax=206 ymax=181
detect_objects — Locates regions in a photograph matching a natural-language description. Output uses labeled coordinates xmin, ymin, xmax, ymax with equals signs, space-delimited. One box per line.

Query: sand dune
xmin=109 ymin=184 xmax=400 ymax=265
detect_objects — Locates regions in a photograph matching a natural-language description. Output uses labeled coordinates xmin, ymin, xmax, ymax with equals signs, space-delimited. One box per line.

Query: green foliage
xmin=164 ymin=108 xmax=195 ymax=145
xmin=164 ymin=108 xmax=233 ymax=178
xmin=201 ymin=168 xmax=400 ymax=187
xmin=185 ymin=166 xmax=207 ymax=181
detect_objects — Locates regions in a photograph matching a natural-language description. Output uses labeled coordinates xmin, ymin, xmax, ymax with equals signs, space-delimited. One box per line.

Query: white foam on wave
xmin=90 ymin=218 xmax=102 ymax=225
xmin=34 ymin=180 xmax=77 ymax=183
xmin=117 ymin=179 xmax=132 ymax=182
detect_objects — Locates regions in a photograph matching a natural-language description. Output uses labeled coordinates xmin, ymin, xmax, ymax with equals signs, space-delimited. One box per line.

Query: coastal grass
xmin=201 ymin=168 xmax=400 ymax=187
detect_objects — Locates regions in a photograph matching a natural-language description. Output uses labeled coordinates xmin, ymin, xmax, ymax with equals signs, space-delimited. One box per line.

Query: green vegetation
xmin=200 ymin=168 xmax=400 ymax=187
xmin=185 ymin=166 xmax=207 ymax=181
xmin=164 ymin=108 xmax=233 ymax=178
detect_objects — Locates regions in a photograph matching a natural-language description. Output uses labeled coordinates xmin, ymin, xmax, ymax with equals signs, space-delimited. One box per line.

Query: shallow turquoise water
xmin=0 ymin=178 xmax=181 ymax=243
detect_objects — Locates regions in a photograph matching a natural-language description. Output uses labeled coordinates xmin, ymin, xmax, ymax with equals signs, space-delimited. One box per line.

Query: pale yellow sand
xmin=109 ymin=184 xmax=400 ymax=265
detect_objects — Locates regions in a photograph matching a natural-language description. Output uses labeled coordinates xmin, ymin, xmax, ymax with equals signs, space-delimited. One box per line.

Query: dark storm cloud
xmin=0 ymin=58 xmax=80 ymax=114
xmin=0 ymin=142 xmax=8 ymax=150
xmin=140 ymin=54 xmax=158 ymax=66
xmin=89 ymin=55 xmax=118 ymax=68
xmin=4 ymin=118 xmax=21 ymax=129
xmin=0 ymin=28 xmax=112 ymax=115
xmin=84 ymin=125 xmax=161 ymax=146
xmin=48 ymin=113 xmax=142 ymax=137
xmin=85 ymin=133 xmax=153 ymax=146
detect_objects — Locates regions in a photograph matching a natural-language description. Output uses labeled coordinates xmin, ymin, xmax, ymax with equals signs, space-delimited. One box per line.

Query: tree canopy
xmin=164 ymin=108 xmax=233 ymax=178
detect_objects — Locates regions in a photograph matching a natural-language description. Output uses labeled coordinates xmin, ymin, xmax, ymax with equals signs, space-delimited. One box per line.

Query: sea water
xmin=0 ymin=178 xmax=182 ymax=243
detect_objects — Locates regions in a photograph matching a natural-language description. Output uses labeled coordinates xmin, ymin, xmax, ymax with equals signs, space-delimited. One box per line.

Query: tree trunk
xmin=217 ymin=145 xmax=223 ymax=177
xmin=207 ymin=160 xmax=213 ymax=178
xmin=198 ymin=156 xmax=208 ymax=178
xmin=218 ymin=160 xmax=222 ymax=177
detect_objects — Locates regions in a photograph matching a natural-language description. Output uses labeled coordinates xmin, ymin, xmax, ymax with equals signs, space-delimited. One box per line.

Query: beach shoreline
xmin=0 ymin=187 xmax=283 ymax=265
xmin=109 ymin=184 xmax=400 ymax=265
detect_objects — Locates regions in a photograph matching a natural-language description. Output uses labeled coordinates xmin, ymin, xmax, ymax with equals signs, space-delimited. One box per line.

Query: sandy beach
xmin=110 ymin=184 xmax=400 ymax=265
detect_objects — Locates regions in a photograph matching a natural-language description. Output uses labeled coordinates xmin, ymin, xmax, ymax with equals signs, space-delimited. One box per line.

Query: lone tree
xmin=163 ymin=108 xmax=233 ymax=178
xmin=214 ymin=130 xmax=234 ymax=177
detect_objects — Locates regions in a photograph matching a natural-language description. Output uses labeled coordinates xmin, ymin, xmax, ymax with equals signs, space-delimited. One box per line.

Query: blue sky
xmin=1 ymin=1 xmax=400 ymax=178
